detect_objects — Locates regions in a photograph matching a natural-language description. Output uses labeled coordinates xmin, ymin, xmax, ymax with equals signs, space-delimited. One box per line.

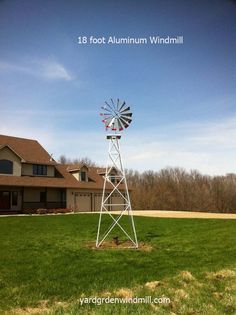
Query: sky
xmin=0 ymin=0 xmax=235 ymax=175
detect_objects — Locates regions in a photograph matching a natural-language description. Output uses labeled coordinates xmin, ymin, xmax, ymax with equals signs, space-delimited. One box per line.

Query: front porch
xmin=0 ymin=187 xmax=67 ymax=213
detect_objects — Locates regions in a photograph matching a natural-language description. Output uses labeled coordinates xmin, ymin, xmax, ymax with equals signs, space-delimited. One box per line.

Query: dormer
xmin=67 ymin=164 xmax=89 ymax=182
xmin=97 ymin=166 xmax=119 ymax=184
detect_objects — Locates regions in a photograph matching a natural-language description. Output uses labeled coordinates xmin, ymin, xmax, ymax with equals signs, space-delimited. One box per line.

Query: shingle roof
xmin=66 ymin=164 xmax=89 ymax=172
xmin=0 ymin=134 xmax=125 ymax=190
xmin=0 ymin=165 xmax=116 ymax=190
xmin=0 ymin=134 xmax=55 ymax=165
xmin=0 ymin=174 xmax=77 ymax=188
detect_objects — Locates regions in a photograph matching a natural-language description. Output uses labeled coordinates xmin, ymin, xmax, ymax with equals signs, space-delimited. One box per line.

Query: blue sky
xmin=0 ymin=0 xmax=235 ymax=175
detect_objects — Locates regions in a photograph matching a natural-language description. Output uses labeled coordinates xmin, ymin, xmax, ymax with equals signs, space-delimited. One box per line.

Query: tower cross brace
xmin=96 ymin=134 xmax=138 ymax=248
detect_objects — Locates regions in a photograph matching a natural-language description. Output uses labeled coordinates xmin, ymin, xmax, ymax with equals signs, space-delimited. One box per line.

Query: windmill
xmin=96 ymin=98 xmax=138 ymax=248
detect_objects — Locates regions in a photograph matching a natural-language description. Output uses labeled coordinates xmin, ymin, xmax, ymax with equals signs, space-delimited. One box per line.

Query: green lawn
xmin=0 ymin=214 xmax=236 ymax=314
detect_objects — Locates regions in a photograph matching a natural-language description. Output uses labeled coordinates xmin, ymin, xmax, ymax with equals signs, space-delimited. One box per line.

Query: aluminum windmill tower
xmin=96 ymin=99 xmax=138 ymax=248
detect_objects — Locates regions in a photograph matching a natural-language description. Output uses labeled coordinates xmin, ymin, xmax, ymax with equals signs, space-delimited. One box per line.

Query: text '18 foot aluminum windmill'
xmin=96 ymin=99 xmax=138 ymax=249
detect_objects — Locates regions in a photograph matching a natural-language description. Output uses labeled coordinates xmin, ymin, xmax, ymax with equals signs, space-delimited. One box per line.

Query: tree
xmin=58 ymin=155 xmax=98 ymax=167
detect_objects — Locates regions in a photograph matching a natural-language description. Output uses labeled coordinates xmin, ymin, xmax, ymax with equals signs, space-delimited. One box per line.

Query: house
xmin=0 ymin=134 xmax=123 ymax=214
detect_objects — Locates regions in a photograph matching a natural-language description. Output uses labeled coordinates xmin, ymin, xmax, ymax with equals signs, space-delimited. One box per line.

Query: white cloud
xmin=122 ymin=117 xmax=236 ymax=175
xmin=0 ymin=109 xmax=103 ymax=164
xmin=33 ymin=59 xmax=73 ymax=81
xmin=0 ymin=61 xmax=33 ymax=75
xmin=0 ymin=58 xmax=73 ymax=81
xmin=0 ymin=109 xmax=96 ymax=117
xmin=186 ymin=118 xmax=236 ymax=148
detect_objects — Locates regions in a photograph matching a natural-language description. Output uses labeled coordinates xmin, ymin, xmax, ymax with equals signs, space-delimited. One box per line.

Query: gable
xmin=0 ymin=134 xmax=55 ymax=165
xmin=0 ymin=146 xmax=22 ymax=163
xmin=0 ymin=146 xmax=22 ymax=176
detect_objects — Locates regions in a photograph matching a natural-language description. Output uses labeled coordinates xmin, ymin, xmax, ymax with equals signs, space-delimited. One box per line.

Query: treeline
xmin=58 ymin=155 xmax=99 ymax=167
xmin=126 ymin=167 xmax=236 ymax=213
xmin=58 ymin=155 xmax=236 ymax=213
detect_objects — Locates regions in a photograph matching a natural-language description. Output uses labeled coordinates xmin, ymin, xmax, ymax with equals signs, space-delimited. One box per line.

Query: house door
xmin=0 ymin=191 xmax=10 ymax=209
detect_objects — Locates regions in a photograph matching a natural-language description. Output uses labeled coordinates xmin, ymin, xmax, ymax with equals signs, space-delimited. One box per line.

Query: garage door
xmin=111 ymin=194 xmax=125 ymax=211
xmin=94 ymin=193 xmax=103 ymax=211
xmin=75 ymin=193 xmax=91 ymax=212
xmin=94 ymin=193 xmax=114 ymax=211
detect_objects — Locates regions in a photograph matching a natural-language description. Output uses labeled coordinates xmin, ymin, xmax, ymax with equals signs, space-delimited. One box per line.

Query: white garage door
xmin=94 ymin=193 xmax=102 ymax=211
xmin=75 ymin=193 xmax=91 ymax=212
xmin=111 ymin=194 xmax=125 ymax=211
xmin=94 ymin=193 xmax=111 ymax=211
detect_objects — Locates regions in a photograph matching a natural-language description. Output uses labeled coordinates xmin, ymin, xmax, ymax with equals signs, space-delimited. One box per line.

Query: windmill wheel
xmin=100 ymin=98 xmax=132 ymax=131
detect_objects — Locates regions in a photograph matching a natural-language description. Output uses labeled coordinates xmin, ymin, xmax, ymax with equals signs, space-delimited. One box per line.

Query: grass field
xmin=0 ymin=214 xmax=236 ymax=314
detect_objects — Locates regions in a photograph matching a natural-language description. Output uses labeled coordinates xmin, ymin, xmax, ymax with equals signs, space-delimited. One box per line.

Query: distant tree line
xmin=58 ymin=155 xmax=236 ymax=213
xmin=58 ymin=155 xmax=98 ymax=167
xmin=126 ymin=168 xmax=236 ymax=213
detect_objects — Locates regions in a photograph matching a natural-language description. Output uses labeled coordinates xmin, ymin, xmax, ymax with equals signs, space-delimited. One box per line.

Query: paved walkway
xmin=1 ymin=210 xmax=236 ymax=219
xmin=114 ymin=210 xmax=236 ymax=219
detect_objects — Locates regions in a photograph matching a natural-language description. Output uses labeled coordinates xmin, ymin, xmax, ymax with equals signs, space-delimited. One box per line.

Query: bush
xmin=22 ymin=208 xmax=72 ymax=215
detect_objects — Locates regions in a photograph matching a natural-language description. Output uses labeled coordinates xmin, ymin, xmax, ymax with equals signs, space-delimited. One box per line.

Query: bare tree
xmin=126 ymin=167 xmax=236 ymax=214
xmin=58 ymin=155 xmax=98 ymax=167
xmin=58 ymin=154 xmax=70 ymax=164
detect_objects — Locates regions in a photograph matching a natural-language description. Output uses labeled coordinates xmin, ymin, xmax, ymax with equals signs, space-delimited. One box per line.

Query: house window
xmin=40 ymin=191 xmax=46 ymax=203
xmin=80 ymin=171 xmax=86 ymax=181
xmin=0 ymin=159 xmax=13 ymax=174
xmin=33 ymin=164 xmax=47 ymax=176
xmin=12 ymin=191 xmax=18 ymax=206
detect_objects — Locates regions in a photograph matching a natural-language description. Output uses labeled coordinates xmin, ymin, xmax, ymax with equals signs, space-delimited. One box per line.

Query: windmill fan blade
xmin=124 ymin=118 xmax=132 ymax=124
xmin=113 ymin=118 xmax=119 ymax=131
xmin=101 ymin=114 xmax=112 ymax=119
xmin=101 ymin=106 xmax=112 ymax=113
xmin=118 ymin=101 xmax=126 ymax=112
xmin=120 ymin=117 xmax=132 ymax=125
xmin=120 ymin=117 xmax=130 ymax=128
xmin=120 ymin=106 xmax=130 ymax=113
xmin=108 ymin=117 xmax=116 ymax=128
xmin=117 ymin=118 xmax=124 ymax=131
xmin=101 ymin=115 xmax=113 ymax=124
xmin=117 ymin=98 xmax=120 ymax=111
xmin=120 ymin=118 xmax=131 ymax=125
xmin=103 ymin=116 xmax=113 ymax=126
xmin=121 ymin=113 xmax=132 ymax=118
xmin=110 ymin=98 xmax=115 ymax=106
xmin=120 ymin=114 xmax=129 ymax=121
xmin=105 ymin=101 xmax=116 ymax=114
xmin=100 ymin=112 xmax=112 ymax=117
